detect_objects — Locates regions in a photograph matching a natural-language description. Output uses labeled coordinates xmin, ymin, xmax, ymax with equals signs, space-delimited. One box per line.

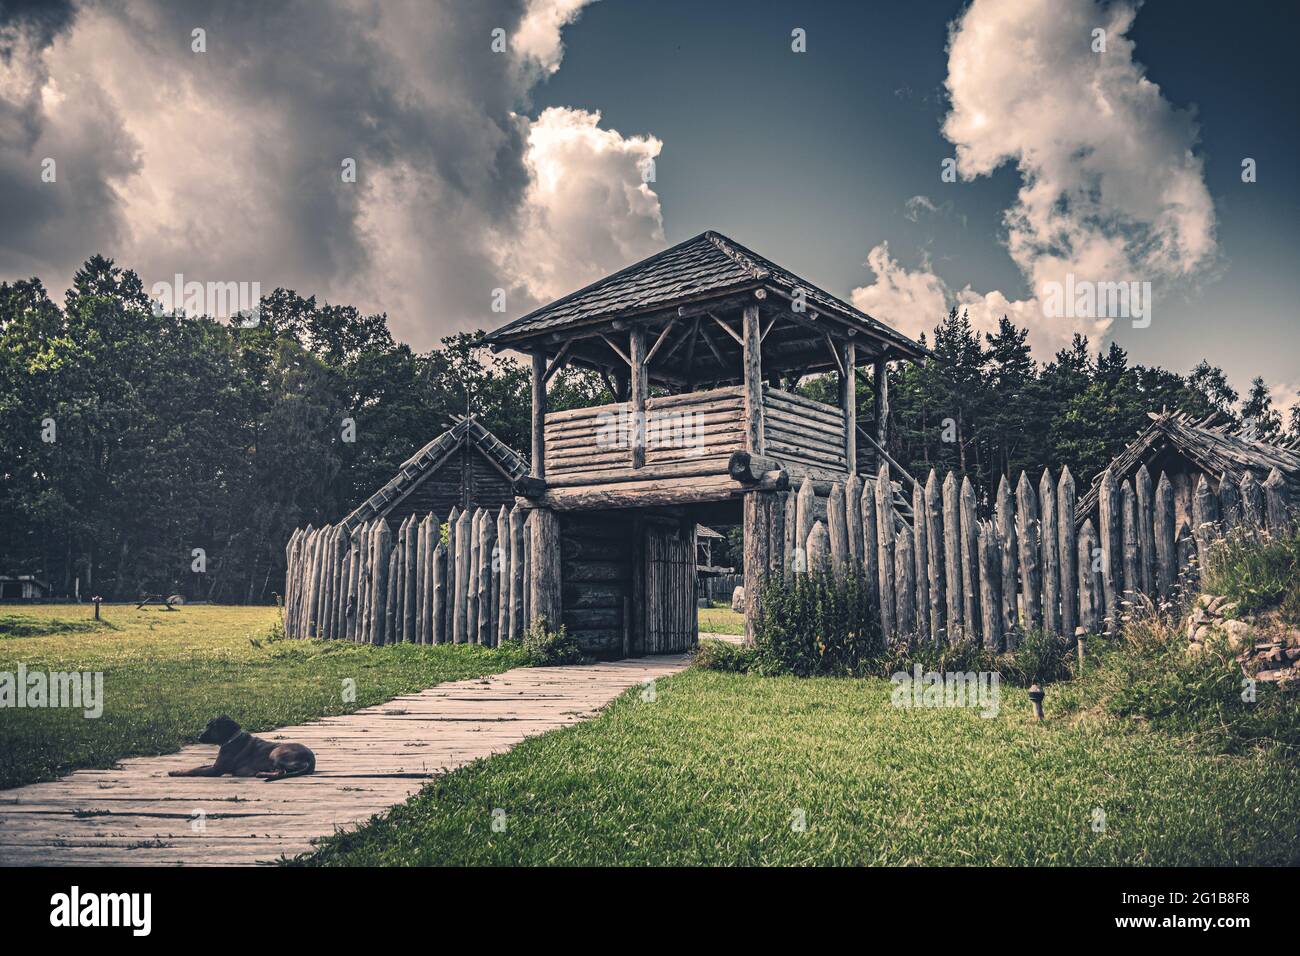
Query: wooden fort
xmin=485 ymin=231 xmax=925 ymax=651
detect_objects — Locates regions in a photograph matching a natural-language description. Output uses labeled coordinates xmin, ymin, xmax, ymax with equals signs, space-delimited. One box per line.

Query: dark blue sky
xmin=533 ymin=0 xmax=1299 ymax=401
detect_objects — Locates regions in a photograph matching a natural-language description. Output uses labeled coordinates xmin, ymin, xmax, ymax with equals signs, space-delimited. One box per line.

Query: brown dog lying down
xmin=168 ymin=715 xmax=315 ymax=782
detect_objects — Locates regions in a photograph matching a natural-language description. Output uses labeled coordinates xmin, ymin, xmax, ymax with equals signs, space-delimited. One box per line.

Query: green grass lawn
xmin=698 ymin=605 xmax=744 ymax=635
xmin=0 ymin=604 xmax=527 ymax=789
xmin=299 ymin=665 xmax=1300 ymax=866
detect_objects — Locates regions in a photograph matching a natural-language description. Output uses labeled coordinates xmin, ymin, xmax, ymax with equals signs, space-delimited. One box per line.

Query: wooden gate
xmin=644 ymin=521 xmax=696 ymax=653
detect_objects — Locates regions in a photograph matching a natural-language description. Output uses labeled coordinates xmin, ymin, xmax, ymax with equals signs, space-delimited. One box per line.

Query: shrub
xmin=693 ymin=638 xmax=756 ymax=672
xmin=521 ymin=621 xmax=584 ymax=666
xmin=1203 ymin=526 xmax=1300 ymax=619
xmin=753 ymin=569 xmax=882 ymax=677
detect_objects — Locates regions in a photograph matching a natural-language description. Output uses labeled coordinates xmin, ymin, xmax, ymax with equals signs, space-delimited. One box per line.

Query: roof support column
xmin=842 ymin=341 xmax=856 ymax=473
xmin=743 ymin=304 xmax=764 ymax=454
xmin=530 ymin=351 xmax=547 ymax=479
xmin=630 ymin=327 xmax=647 ymax=469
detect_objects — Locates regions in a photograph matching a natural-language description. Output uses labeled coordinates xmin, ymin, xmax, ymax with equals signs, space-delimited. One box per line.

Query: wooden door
xmin=644 ymin=521 xmax=696 ymax=653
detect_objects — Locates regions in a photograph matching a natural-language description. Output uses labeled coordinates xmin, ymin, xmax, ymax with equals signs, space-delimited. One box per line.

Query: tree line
xmin=2 ymin=257 xmax=1294 ymax=601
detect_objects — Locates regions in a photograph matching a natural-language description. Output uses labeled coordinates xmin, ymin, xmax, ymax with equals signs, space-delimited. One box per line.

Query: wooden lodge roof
xmin=483 ymin=231 xmax=926 ymax=362
xmin=1076 ymin=409 xmax=1300 ymax=519
xmin=341 ymin=416 xmax=527 ymax=531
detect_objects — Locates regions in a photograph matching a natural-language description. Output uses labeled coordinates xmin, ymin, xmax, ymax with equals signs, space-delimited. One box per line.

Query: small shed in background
xmin=340 ymin=415 xmax=528 ymax=532
xmin=1077 ymin=410 xmax=1300 ymax=530
xmin=0 ymin=575 xmax=50 ymax=602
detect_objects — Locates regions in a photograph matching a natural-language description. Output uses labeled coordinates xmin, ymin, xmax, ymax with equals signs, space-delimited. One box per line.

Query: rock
xmin=730 ymin=586 xmax=745 ymax=614
xmin=1223 ymin=619 xmax=1254 ymax=652
xmin=1193 ymin=625 xmax=1212 ymax=642
xmin=1196 ymin=593 xmax=1214 ymax=610
xmin=1286 ymin=648 xmax=1300 ymax=662
xmin=1186 ymin=616 xmax=1199 ymax=640
xmin=1186 ymin=642 xmax=1204 ymax=657
xmin=1208 ymin=595 xmax=1229 ymax=613
xmin=1285 ymin=629 xmax=1300 ymax=648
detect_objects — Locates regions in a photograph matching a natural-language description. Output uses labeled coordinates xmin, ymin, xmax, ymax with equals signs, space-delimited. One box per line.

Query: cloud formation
xmin=853 ymin=0 xmax=1217 ymax=356
xmin=0 ymin=0 xmax=662 ymax=347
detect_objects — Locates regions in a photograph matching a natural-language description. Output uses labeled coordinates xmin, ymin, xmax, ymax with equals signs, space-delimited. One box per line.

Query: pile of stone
xmin=1186 ymin=594 xmax=1300 ymax=684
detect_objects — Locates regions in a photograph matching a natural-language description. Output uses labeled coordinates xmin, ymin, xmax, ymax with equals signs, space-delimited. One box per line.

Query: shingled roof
xmin=1076 ymin=410 xmax=1300 ymax=521
xmin=340 ymin=416 xmax=527 ymax=531
xmin=484 ymin=230 xmax=925 ymax=359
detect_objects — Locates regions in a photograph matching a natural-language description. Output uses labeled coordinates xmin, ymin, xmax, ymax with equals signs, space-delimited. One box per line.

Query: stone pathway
xmin=0 ymin=656 xmax=688 ymax=866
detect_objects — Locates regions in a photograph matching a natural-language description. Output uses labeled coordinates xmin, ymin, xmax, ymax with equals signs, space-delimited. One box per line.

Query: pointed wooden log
xmin=1121 ymin=480 xmax=1139 ymax=607
xmin=1217 ymin=471 xmax=1241 ymax=533
xmin=1240 ymin=472 xmax=1265 ymax=535
xmin=1135 ymin=464 xmax=1155 ymax=597
xmin=1263 ymin=468 xmax=1290 ymax=536
xmin=453 ymin=509 xmax=471 ymax=643
xmin=404 ymin=514 xmax=418 ymax=642
xmin=345 ymin=526 xmax=362 ymax=641
xmin=370 ymin=520 xmax=391 ymax=644
xmin=912 ymin=479 xmax=930 ymax=643
xmin=1154 ymin=472 xmax=1176 ymax=604
xmin=978 ymin=520 xmax=1003 ymax=652
xmin=1176 ymin=521 xmax=1196 ymax=588
xmin=509 ymin=506 xmax=525 ymax=640
xmin=496 ymin=506 xmax=510 ymax=646
xmin=875 ymin=465 xmax=896 ymax=641
xmin=895 ymin=526 xmax=915 ymax=642
xmin=445 ymin=505 xmax=460 ymax=640
xmin=1078 ymin=519 xmax=1099 ymax=634
xmin=431 ymin=541 xmax=447 ymax=644
xmin=1015 ymin=472 xmax=1042 ymax=632
xmin=354 ymin=525 xmax=369 ymax=644
xmin=468 ymin=509 xmax=483 ymax=642
xmin=1192 ymin=476 xmax=1219 ymax=581
xmin=942 ymin=471 xmax=963 ymax=641
xmin=415 ymin=516 xmax=428 ymax=644
xmin=959 ymin=476 xmax=980 ymax=644
xmin=845 ymin=473 xmax=863 ymax=568
xmin=522 ymin=511 xmax=534 ymax=627
xmin=316 ymin=527 xmax=332 ymax=639
xmin=924 ymin=470 xmax=945 ymax=646
xmin=1097 ymin=468 xmax=1121 ymax=632
xmin=1039 ymin=468 xmax=1060 ymax=636
xmin=423 ymin=515 xmax=438 ymax=643
xmin=768 ymin=490 xmax=787 ymax=579
xmin=795 ymin=477 xmax=815 ymax=573
xmin=478 ymin=509 xmax=497 ymax=646
xmin=337 ymin=526 xmax=352 ymax=639
xmin=384 ymin=544 xmax=399 ymax=646
xmin=827 ymin=481 xmax=848 ymax=574
xmin=996 ymin=475 xmax=1018 ymax=649
xmin=1056 ymin=468 xmax=1075 ymax=644
xmin=861 ymin=479 xmax=878 ymax=601
xmin=282 ymin=528 xmax=301 ymax=637
xmin=306 ymin=525 xmax=324 ymax=638
xmin=807 ymin=520 xmax=831 ymax=571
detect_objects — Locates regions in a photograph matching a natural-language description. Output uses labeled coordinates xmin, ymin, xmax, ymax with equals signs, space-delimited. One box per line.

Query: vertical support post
xmin=529 ymin=507 xmax=561 ymax=630
xmin=841 ymin=341 xmax=856 ymax=472
xmin=873 ymin=356 xmax=889 ymax=453
xmin=742 ymin=304 xmax=764 ymax=454
xmin=531 ymin=351 xmax=547 ymax=479
xmin=742 ymin=491 xmax=771 ymax=645
xmin=630 ymin=327 xmax=647 ymax=469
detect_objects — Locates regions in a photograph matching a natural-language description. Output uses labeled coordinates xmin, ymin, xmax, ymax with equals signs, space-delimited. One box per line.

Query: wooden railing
xmin=761 ymin=386 xmax=847 ymax=477
xmin=543 ymin=386 xmax=746 ymax=484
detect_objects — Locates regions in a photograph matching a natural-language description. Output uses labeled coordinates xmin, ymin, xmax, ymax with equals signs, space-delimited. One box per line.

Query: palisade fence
xmin=282 ymin=504 xmax=530 ymax=644
xmin=779 ymin=462 xmax=1295 ymax=649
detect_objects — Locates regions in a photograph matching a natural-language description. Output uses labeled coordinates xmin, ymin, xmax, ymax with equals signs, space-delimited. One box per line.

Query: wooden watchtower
xmin=485 ymin=231 xmax=926 ymax=653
